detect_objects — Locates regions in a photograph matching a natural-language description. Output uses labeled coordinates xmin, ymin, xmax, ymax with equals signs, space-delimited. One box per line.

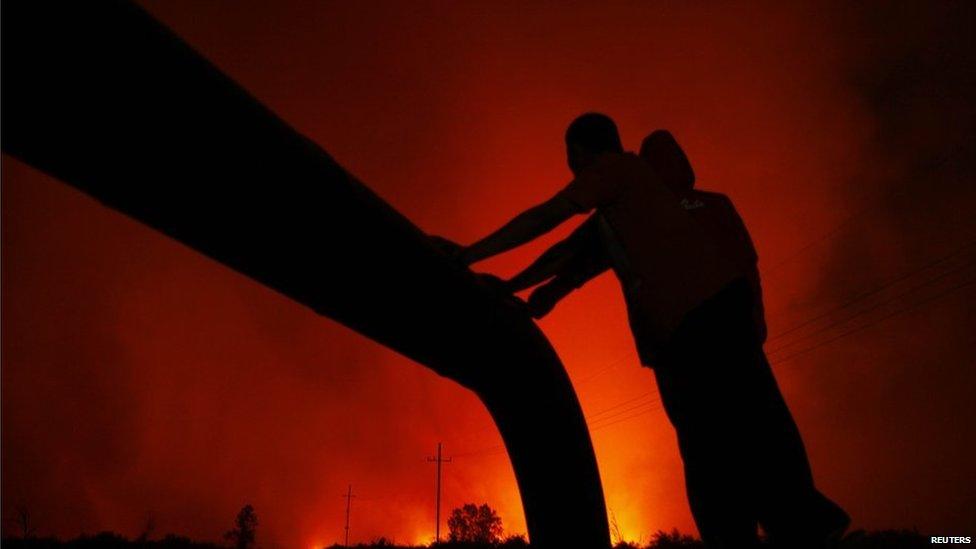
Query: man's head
xmin=639 ymin=130 xmax=695 ymax=192
xmin=565 ymin=113 xmax=624 ymax=176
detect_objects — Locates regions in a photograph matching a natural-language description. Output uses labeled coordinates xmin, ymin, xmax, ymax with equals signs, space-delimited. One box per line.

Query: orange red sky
xmin=3 ymin=1 xmax=975 ymax=548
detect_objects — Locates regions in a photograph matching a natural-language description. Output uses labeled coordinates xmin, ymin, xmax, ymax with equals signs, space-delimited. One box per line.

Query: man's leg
xmin=745 ymin=353 xmax=850 ymax=546
xmin=654 ymin=280 xmax=848 ymax=547
xmin=653 ymin=300 xmax=763 ymax=548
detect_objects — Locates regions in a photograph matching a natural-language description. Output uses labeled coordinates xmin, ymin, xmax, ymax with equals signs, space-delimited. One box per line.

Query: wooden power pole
xmin=427 ymin=442 xmax=452 ymax=543
xmin=342 ymin=484 xmax=355 ymax=546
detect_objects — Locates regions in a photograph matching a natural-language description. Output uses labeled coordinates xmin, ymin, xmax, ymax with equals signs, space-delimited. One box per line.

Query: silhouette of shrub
xmin=446 ymin=503 xmax=503 ymax=545
xmin=647 ymin=529 xmax=704 ymax=549
xmin=498 ymin=534 xmax=527 ymax=548
xmin=223 ymin=505 xmax=257 ymax=549
xmin=76 ymin=532 xmax=129 ymax=549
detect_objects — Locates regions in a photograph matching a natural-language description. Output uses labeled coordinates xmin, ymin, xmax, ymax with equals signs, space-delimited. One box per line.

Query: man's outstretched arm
xmin=526 ymin=232 xmax=610 ymax=318
xmin=461 ymin=195 xmax=580 ymax=265
xmin=507 ymin=215 xmax=601 ymax=292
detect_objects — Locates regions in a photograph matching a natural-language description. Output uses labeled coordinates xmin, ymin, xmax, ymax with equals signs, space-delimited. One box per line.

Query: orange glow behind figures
xmin=3 ymin=2 xmax=975 ymax=548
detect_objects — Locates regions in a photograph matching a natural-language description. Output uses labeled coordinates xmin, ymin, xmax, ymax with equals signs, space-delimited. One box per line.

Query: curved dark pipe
xmin=1 ymin=2 xmax=611 ymax=547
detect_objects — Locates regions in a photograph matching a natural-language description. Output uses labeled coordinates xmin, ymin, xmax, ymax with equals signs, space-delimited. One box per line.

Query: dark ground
xmin=1 ymin=528 xmax=933 ymax=549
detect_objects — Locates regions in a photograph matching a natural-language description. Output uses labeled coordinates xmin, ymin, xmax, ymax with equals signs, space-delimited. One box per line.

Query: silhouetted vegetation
xmin=136 ymin=514 xmax=156 ymax=544
xmin=0 ymin=525 xmax=931 ymax=549
xmin=223 ymin=505 xmax=257 ymax=549
xmin=1 ymin=532 xmax=222 ymax=549
xmin=447 ymin=504 xmax=503 ymax=544
xmin=644 ymin=528 xmax=704 ymax=548
xmin=13 ymin=505 xmax=38 ymax=540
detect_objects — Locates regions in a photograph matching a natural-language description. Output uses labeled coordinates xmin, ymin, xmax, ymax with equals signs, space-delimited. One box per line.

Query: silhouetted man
xmin=438 ymin=115 xmax=848 ymax=548
xmin=511 ymin=131 xmax=765 ymax=340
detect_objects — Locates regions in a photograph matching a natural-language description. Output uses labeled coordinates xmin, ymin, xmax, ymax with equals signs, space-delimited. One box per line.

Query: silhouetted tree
xmin=12 ymin=504 xmax=37 ymax=539
xmin=223 ymin=505 xmax=257 ymax=549
xmin=137 ymin=513 xmax=156 ymax=543
xmin=446 ymin=503 xmax=502 ymax=544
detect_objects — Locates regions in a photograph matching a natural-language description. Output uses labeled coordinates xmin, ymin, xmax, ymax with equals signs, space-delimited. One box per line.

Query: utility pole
xmin=426 ymin=442 xmax=452 ymax=543
xmin=342 ymin=484 xmax=355 ymax=547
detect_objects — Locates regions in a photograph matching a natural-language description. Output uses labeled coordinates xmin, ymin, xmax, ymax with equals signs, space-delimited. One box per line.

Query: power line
xmin=590 ymin=402 xmax=665 ymax=433
xmin=771 ymin=273 xmax=976 ymax=368
xmin=761 ymin=144 xmax=969 ymax=278
xmin=767 ymin=239 xmax=976 ymax=345
xmin=586 ymin=391 xmax=658 ymax=419
xmin=587 ymin=397 xmax=661 ymax=427
xmin=767 ymin=257 xmax=976 ymax=358
xmin=575 ymin=354 xmax=630 ymax=384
